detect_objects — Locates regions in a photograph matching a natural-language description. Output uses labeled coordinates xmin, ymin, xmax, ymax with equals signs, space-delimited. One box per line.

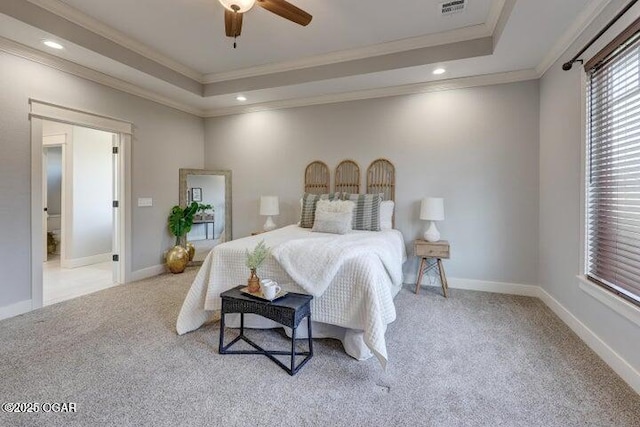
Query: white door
xmin=42 ymin=148 xmax=48 ymax=262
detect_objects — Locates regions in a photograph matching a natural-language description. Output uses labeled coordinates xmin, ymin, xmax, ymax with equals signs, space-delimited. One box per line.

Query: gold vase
xmin=247 ymin=268 xmax=260 ymax=293
xmin=166 ymin=245 xmax=189 ymax=274
xmin=186 ymin=242 xmax=195 ymax=261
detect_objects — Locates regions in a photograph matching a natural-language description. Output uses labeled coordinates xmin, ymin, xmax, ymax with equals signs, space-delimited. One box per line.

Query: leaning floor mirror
xmin=179 ymin=168 xmax=232 ymax=264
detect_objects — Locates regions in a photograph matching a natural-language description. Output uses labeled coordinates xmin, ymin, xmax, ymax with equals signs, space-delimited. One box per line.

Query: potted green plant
xmin=245 ymin=240 xmax=270 ymax=292
xmin=166 ymin=202 xmax=198 ymax=273
xmin=195 ymin=203 xmax=214 ymax=220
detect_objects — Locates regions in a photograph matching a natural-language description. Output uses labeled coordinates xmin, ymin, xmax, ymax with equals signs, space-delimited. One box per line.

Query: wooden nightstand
xmin=414 ymin=239 xmax=450 ymax=297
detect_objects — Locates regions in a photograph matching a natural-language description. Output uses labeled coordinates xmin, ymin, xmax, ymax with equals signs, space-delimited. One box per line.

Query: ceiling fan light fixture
xmin=432 ymin=67 xmax=446 ymax=75
xmin=218 ymin=0 xmax=256 ymax=13
xmin=236 ymin=95 xmax=247 ymax=101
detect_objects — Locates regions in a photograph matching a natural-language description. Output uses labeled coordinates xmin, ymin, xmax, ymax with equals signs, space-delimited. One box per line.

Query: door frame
xmin=30 ymin=100 xmax=133 ymax=310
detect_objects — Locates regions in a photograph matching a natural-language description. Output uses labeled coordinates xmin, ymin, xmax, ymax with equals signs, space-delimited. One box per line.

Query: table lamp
xmin=260 ymin=196 xmax=279 ymax=231
xmin=420 ymin=197 xmax=444 ymax=242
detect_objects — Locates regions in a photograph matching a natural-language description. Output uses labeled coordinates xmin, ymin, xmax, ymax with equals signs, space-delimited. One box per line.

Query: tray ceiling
xmin=0 ymin=0 xmax=609 ymax=116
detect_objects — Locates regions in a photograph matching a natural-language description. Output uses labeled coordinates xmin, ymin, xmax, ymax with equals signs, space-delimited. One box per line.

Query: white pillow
xmin=380 ymin=200 xmax=394 ymax=230
xmin=311 ymin=200 xmax=355 ymax=234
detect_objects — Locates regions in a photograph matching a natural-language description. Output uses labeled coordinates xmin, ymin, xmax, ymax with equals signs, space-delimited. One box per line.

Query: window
xmin=586 ymin=23 xmax=640 ymax=306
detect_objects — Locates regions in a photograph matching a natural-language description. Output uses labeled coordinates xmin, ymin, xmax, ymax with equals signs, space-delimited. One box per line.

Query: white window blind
xmin=587 ymin=30 xmax=640 ymax=306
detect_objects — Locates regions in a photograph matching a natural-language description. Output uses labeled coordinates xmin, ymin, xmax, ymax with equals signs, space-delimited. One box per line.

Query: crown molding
xmin=21 ymin=0 xmax=507 ymax=91
xmin=204 ymin=0 xmax=510 ymax=83
xmin=1 ymin=30 xmax=538 ymax=121
xmin=4 ymin=0 xmax=612 ymax=120
xmin=0 ymin=36 xmax=204 ymax=117
xmin=25 ymin=0 xmax=204 ymax=82
xmin=486 ymin=0 xmax=507 ymax=34
xmin=203 ymin=69 xmax=539 ymax=117
xmin=24 ymin=0 xmax=506 ymax=88
xmin=0 ymin=32 xmax=539 ymax=121
xmin=535 ymin=0 xmax=612 ymax=76
xmin=203 ymin=24 xmax=494 ymax=84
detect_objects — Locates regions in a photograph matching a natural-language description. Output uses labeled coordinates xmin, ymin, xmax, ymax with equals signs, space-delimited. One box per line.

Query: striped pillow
xmin=299 ymin=192 xmax=342 ymax=228
xmin=344 ymin=193 xmax=383 ymax=231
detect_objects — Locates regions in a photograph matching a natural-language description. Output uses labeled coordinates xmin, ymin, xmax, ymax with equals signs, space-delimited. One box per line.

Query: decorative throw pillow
xmin=344 ymin=193 xmax=383 ymax=231
xmin=380 ymin=200 xmax=395 ymax=230
xmin=311 ymin=200 xmax=355 ymax=234
xmin=299 ymin=192 xmax=343 ymax=228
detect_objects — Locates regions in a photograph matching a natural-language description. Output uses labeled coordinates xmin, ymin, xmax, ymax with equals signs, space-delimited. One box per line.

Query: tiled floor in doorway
xmin=43 ymin=258 xmax=115 ymax=306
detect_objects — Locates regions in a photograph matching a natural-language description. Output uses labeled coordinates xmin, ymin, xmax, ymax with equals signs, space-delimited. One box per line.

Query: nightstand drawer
xmin=414 ymin=241 xmax=450 ymax=258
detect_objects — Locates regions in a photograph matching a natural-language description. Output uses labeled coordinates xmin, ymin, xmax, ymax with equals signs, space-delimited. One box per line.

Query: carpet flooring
xmin=1 ymin=268 xmax=639 ymax=426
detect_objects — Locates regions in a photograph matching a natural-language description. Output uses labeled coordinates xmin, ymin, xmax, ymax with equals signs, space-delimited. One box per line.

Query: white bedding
xmin=176 ymin=225 xmax=407 ymax=367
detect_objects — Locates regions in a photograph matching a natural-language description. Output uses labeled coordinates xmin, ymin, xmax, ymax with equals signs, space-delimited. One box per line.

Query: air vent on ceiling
xmin=440 ymin=0 xmax=466 ymax=16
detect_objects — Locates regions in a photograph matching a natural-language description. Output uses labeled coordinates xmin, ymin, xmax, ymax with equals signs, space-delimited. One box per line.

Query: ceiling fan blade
xmin=257 ymin=0 xmax=312 ymax=26
xmin=224 ymin=9 xmax=243 ymax=37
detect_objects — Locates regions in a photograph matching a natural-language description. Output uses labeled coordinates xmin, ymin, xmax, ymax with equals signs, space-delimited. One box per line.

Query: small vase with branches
xmin=245 ymin=240 xmax=270 ymax=292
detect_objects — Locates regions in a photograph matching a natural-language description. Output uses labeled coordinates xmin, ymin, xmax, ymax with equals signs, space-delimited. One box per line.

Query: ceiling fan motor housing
xmin=219 ymin=0 xmax=256 ymax=13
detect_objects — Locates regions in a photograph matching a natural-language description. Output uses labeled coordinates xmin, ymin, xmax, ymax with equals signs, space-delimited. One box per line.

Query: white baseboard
xmin=130 ymin=264 xmax=166 ymax=282
xmin=0 ymin=299 xmax=32 ymax=321
xmin=448 ymin=277 xmax=540 ymax=296
xmin=538 ymin=287 xmax=640 ymax=395
xmin=407 ymin=273 xmax=539 ymax=297
xmin=61 ymin=252 xmax=111 ymax=269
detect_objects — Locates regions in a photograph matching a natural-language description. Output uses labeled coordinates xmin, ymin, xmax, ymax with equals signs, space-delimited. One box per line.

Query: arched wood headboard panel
xmin=334 ymin=160 xmax=360 ymax=194
xmin=366 ymin=158 xmax=395 ymax=201
xmin=304 ymin=161 xmax=330 ymax=194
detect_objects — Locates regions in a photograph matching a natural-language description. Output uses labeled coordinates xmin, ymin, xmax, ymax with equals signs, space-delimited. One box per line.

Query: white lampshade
xmin=218 ymin=0 xmax=255 ymax=12
xmin=420 ymin=197 xmax=445 ymax=221
xmin=260 ymin=196 xmax=279 ymax=216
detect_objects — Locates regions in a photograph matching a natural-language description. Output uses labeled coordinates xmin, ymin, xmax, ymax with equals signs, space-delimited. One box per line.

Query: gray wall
xmin=539 ymin=0 xmax=640 ymax=374
xmin=0 ymin=51 xmax=204 ymax=310
xmin=204 ymin=81 xmax=540 ymax=285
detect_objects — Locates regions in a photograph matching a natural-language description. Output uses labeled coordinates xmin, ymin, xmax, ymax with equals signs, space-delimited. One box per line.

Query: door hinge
xmin=112 ymin=254 xmax=119 ymax=262
xmin=113 ymin=200 xmax=119 ymax=208
xmin=112 ymin=147 xmax=118 ymax=154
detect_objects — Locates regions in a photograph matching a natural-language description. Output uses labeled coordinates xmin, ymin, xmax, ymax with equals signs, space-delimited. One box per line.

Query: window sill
xmin=577 ymin=275 xmax=640 ymax=328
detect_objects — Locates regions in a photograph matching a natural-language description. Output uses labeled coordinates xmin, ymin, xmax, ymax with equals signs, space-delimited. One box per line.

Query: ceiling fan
xmin=218 ymin=0 xmax=312 ymax=47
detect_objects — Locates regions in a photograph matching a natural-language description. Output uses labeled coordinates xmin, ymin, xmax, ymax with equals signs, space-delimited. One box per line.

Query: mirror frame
xmin=179 ymin=168 xmax=232 ymax=244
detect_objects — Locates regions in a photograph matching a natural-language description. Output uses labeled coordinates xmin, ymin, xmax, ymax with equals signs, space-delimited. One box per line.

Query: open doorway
xmin=30 ymin=100 xmax=131 ymax=311
xmin=41 ymin=120 xmax=118 ymax=306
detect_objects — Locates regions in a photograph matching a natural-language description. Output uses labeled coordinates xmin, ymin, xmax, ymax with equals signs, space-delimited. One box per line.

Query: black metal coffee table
xmin=219 ymin=285 xmax=313 ymax=375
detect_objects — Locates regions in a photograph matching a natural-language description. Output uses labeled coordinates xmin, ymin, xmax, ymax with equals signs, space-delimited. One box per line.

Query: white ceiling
xmin=0 ymin=0 xmax=608 ymax=115
xmin=56 ymin=0 xmax=495 ymax=74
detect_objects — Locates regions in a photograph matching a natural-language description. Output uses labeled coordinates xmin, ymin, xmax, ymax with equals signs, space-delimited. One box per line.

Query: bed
xmin=176 ymin=159 xmax=405 ymax=367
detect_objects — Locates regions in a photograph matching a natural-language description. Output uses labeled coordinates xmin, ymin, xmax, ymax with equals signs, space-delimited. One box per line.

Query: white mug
xmin=259 ymin=279 xmax=274 ymax=293
xmin=262 ymin=281 xmax=281 ymax=300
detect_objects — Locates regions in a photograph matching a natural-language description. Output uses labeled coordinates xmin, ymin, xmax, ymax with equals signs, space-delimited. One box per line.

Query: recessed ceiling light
xmin=43 ymin=40 xmax=64 ymax=50
xmin=236 ymin=95 xmax=247 ymax=102
xmin=433 ymin=68 xmax=446 ymax=75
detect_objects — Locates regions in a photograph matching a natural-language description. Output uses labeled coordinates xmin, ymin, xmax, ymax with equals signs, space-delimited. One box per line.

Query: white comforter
xmin=176 ymin=225 xmax=406 ymax=367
